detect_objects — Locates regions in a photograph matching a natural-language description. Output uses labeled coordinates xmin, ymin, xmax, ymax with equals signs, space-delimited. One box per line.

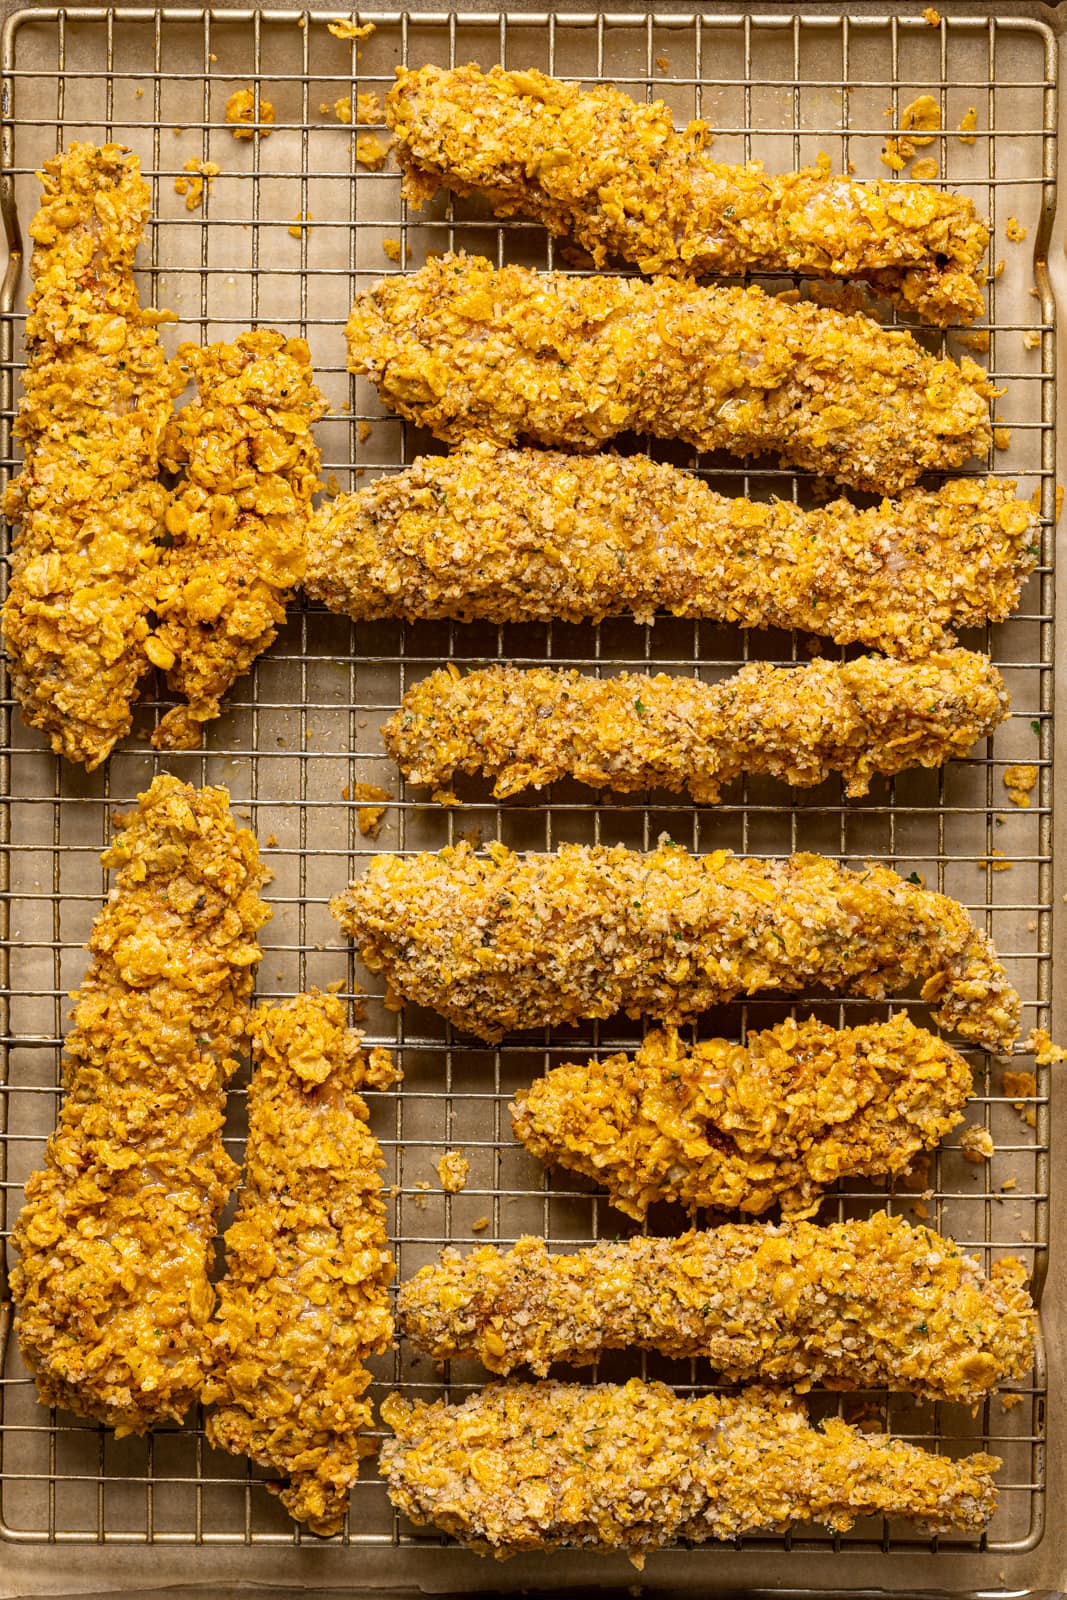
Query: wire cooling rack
xmin=0 ymin=6 xmax=1059 ymax=1593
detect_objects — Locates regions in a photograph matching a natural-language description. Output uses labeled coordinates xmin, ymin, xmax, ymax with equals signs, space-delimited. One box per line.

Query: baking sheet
xmin=0 ymin=5 xmax=1060 ymax=1595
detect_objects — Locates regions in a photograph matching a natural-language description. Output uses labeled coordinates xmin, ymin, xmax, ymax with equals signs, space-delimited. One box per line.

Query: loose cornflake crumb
xmin=328 ymin=17 xmax=376 ymax=39
xmin=655 ymin=54 xmax=669 ymax=72
xmin=923 ymin=6 xmax=940 ymax=23
xmin=471 ymin=1216 xmax=489 ymax=1232
xmin=1003 ymin=763 xmax=1038 ymax=808
xmin=355 ymin=132 xmax=390 ymax=169
xmin=350 ymin=781 xmax=390 ymax=838
xmin=382 ymin=237 xmax=402 ymax=262
xmin=978 ymin=848 xmax=1012 ymax=872
xmin=174 ymin=158 xmax=220 ymax=211
xmin=993 ymin=427 xmax=1012 ymax=451
xmin=437 ymin=1150 xmax=470 ymax=1193
xmin=1023 ymin=330 xmax=1041 ymax=350
xmin=332 ymin=92 xmax=382 ymax=125
xmin=900 ymin=94 xmax=940 ymax=146
xmin=910 ymin=156 xmax=938 ymax=181
xmin=958 ymin=107 xmax=978 ymax=144
xmin=226 ymin=88 xmax=274 ymax=138
xmin=1002 ymin=1069 xmax=1037 ymax=1131
xmin=1001 ymin=1177 xmax=1018 ymax=1192
xmin=958 ymin=329 xmax=990 ymax=353
xmin=1000 ymin=1392 xmax=1024 ymax=1411
xmin=1005 ymin=217 xmax=1028 ymax=243
xmin=1025 ymin=1028 xmax=1067 ymax=1066
xmin=358 ymin=419 xmax=373 ymax=443
xmin=288 ymin=210 xmax=313 ymax=238
xmin=960 ymin=1125 xmax=995 ymax=1163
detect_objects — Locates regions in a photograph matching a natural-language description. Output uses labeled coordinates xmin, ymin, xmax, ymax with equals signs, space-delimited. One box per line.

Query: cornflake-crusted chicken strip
xmin=203 ymin=991 xmax=396 ymax=1536
xmin=2 ymin=143 xmax=181 ymax=768
xmin=9 ymin=775 xmax=270 ymax=1433
xmin=380 ymin=1379 xmax=1000 ymax=1562
xmin=383 ymin=651 xmax=1009 ymax=805
xmin=305 ymin=444 xmax=1037 ymax=657
xmin=330 ymin=842 xmax=1020 ymax=1049
xmin=398 ymin=1213 xmax=1034 ymax=1400
xmin=150 ymin=330 xmax=326 ymax=750
xmin=510 ymin=1014 xmax=971 ymax=1219
xmin=345 ymin=255 xmax=995 ymax=493
xmin=387 ymin=64 xmax=989 ymax=327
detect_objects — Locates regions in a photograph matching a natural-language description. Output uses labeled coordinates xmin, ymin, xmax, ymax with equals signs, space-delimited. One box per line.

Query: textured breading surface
xmin=331 ymin=843 xmax=1020 ymax=1049
xmin=305 ymin=444 xmax=1036 ymax=656
xmin=1 ymin=143 xmax=180 ymax=768
xmin=383 ymin=651 xmax=1009 ymax=805
xmin=203 ymin=992 xmax=396 ymax=1536
xmin=345 ymin=254 xmax=995 ymax=493
xmin=9 ymin=776 xmax=270 ymax=1434
xmin=379 ymin=1379 xmax=1000 ymax=1561
xmin=510 ymin=1014 xmax=971 ymax=1219
xmin=150 ymin=330 xmax=326 ymax=751
xmin=398 ymin=1213 xmax=1034 ymax=1400
xmin=387 ymin=64 xmax=989 ymax=326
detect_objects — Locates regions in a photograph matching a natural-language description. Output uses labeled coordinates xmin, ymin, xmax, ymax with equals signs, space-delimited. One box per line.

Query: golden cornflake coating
xmin=306 ymin=444 xmax=1036 ymax=656
xmin=383 ymin=650 xmax=1009 ymax=805
xmin=379 ymin=1379 xmax=1000 ymax=1560
xmin=2 ymin=143 xmax=182 ymax=768
xmin=10 ymin=775 xmax=270 ymax=1434
xmin=511 ymin=1014 xmax=971 ymax=1219
xmin=331 ymin=842 xmax=1020 ymax=1049
xmin=398 ymin=1213 xmax=1034 ymax=1401
xmin=150 ymin=330 xmax=326 ymax=750
xmin=203 ymin=991 xmax=396 ymax=1536
xmin=387 ymin=64 xmax=989 ymax=326
xmin=345 ymin=255 xmax=994 ymax=493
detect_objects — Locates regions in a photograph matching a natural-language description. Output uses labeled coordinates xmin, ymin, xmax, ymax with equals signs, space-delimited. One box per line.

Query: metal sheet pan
xmin=0 ymin=5 xmax=1062 ymax=1595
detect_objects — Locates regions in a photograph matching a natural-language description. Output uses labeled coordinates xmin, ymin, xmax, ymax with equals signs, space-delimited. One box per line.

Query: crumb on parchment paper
xmin=471 ymin=1216 xmax=490 ymax=1232
xmin=1003 ymin=763 xmax=1038 ymax=808
xmin=355 ymin=132 xmax=391 ymax=169
xmin=958 ymin=106 xmax=977 ymax=143
xmin=1000 ymin=1392 xmax=1024 ymax=1411
xmin=288 ymin=211 xmax=313 ymax=238
xmin=1002 ymin=1069 xmax=1038 ymax=1131
xmin=382 ymin=238 xmax=402 ymax=262
xmin=1005 ymin=217 xmax=1028 ymax=243
xmin=910 ymin=156 xmax=938 ymax=181
xmin=1025 ymin=1028 xmax=1067 ymax=1066
xmin=358 ymin=419 xmax=373 ymax=443
xmin=327 ymin=92 xmax=382 ymax=126
xmin=328 ymin=17 xmax=376 ymax=40
xmin=437 ymin=1151 xmax=470 ymax=1193
xmin=344 ymin=781 xmax=391 ymax=838
xmin=922 ymin=6 xmax=941 ymax=23
xmin=959 ymin=1124 xmax=995 ymax=1163
xmin=226 ymin=87 xmax=274 ymax=138
xmin=174 ymin=158 xmax=220 ymax=211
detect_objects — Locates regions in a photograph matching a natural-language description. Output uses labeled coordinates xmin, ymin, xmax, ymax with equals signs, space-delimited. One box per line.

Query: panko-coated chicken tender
xmin=387 ymin=63 xmax=989 ymax=326
xmin=331 ymin=842 xmax=1021 ymax=1049
xmin=510 ymin=1014 xmax=972 ymax=1219
xmin=203 ymin=991 xmax=396 ymax=1536
xmin=345 ymin=254 xmax=995 ymax=493
xmin=9 ymin=775 xmax=270 ymax=1433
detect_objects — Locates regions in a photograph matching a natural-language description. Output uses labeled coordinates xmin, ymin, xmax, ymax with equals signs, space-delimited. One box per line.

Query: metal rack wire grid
xmin=0 ymin=2 xmax=1056 ymax=1572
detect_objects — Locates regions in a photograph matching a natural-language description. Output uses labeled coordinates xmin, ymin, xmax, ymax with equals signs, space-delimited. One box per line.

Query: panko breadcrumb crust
xmin=510 ymin=1014 xmax=972 ymax=1218
xmin=345 ymin=254 xmax=995 ymax=493
xmin=387 ymin=63 xmax=989 ymax=326
xmin=398 ymin=1212 xmax=1034 ymax=1401
xmin=2 ymin=143 xmax=182 ymax=769
xmin=150 ymin=330 xmax=326 ymax=751
xmin=203 ymin=991 xmax=397 ymax=1536
xmin=379 ymin=1379 xmax=1000 ymax=1562
xmin=383 ymin=650 xmax=1009 ymax=805
xmin=331 ymin=842 xmax=1020 ymax=1049
xmin=10 ymin=775 xmax=270 ymax=1434
xmin=305 ymin=444 xmax=1036 ymax=656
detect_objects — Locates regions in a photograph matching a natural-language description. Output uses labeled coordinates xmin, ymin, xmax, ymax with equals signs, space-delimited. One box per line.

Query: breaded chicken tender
xmin=150 ymin=330 xmax=326 ymax=750
xmin=2 ymin=143 xmax=181 ymax=768
xmin=305 ymin=445 xmax=1037 ymax=656
xmin=387 ymin=64 xmax=989 ymax=326
xmin=345 ymin=255 xmax=995 ymax=493
xmin=510 ymin=1014 xmax=971 ymax=1218
xmin=203 ymin=991 xmax=396 ymax=1536
xmin=380 ymin=1379 xmax=1000 ymax=1561
xmin=9 ymin=775 xmax=270 ymax=1433
xmin=330 ymin=842 xmax=1020 ymax=1049
xmin=398 ymin=1213 xmax=1034 ymax=1400
xmin=383 ymin=650 xmax=1009 ymax=804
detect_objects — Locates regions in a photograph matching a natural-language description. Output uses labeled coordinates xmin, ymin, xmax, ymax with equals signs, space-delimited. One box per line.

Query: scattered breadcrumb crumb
xmin=879 ymin=138 xmax=909 ymax=173
xmin=414 ymin=1180 xmax=432 ymax=1190
xmin=471 ymin=1216 xmax=490 ymax=1232
xmin=958 ymin=330 xmax=991 ymax=353
xmin=655 ymin=55 xmax=669 ymax=72
xmin=331 ymin=92 xmax=382 ymax=125
xmin=1023 ymin=330 xmax=1041 ymax=350
xmin=288 ymin=210 xmax=313 ymax=238
xmin=1000 ymin=1178 xmax=1017 ymax=1192
xmin=900 ymin=94 xmax=940 ymax=147
xmin=265 ymin=832 xmax=278 ymax=848
xmin=910 ymin=156 xmax=938 ymax=181
xmin=178 ymin=158 xmax=219 ymax=209
xmin=355 ymin=132 xmax=390 ymax=169
xmin=993 ymin=258 xmax=1005 ymax=278
xmin=1000 ymin=1392 xmax=1024 ymax=1411
xmin=1025 ymin=1028 xmax=1067 ymax=1066
xmin=351 ymin=781 xmax=390 ymax=838
xmin=1027 ymin=919 xmax=1038 ymax=933
xmin=960 ymin=1124 xmax=995 ymax=1163
xmin=1002 ymin=1070 xmax=1037 ymax=1132
xmin=923 ymin=7 xmax=941 ymax=23
xmin=226 ymin=87 xmax=275 ymax=138
xmin=135 ymin=87 xmax=144 ymax=99
xmin=979 ymin=848 xmax=1012 ymax=872
xmin=325 ymin=978 xmax=346 ymax=994
xmin=358 ymin=419 xmax=373 ymax=443
xmin=437 ymin=1151 xmax=470 ymax=1193
xmin=1003 ymin=763 xmax=1038 ymax=808
xmin=958 ymin=107 xmax=978 ymax=144
xmin=993 ymin=427 xmax=1012 ymax=450
xmin=328 ymin=17 xmax=376 ymax=39
xmin=382 ymin=237 xmax=402 ymax=262
xmin=1005 ymin=217 xmax=1028 ymax=243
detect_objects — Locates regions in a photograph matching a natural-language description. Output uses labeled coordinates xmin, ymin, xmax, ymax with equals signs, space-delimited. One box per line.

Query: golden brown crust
xmin=383 ymin=651 xmax=1009 ymax=804
xmin=397 ymin=1213 xmax=1034 ymax=1400
xmin=9 ymin=775 xmax=270 ymax=1434
xmin=306 ymin=445 xmax=1036 ymax=655
xmin=331 ymin=842 xmax=1020 ymax=1049
xmin=387 ymin=63 xmax=989 ymax=326
xmin=345 ymin=254 xmax=995 ymax=493
xmin=379 ymin=1379 xmax=1000 ymax=1560
xmin=1 ymin=143 xmax=181 ymax=768
xmin=510 ymin=1014 xmax=971 ymax=1219
xmin=203 ymin=991 xmax=395 ymax=1536
xmin=150 ymin=330 xmax=326 ymax=750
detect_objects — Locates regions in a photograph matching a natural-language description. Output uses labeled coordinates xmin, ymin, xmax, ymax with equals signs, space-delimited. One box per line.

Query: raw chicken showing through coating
xmin=387 ymin=63 xmax=989 ymax=326
xmin=345 ymin=254 xmax=995 ymax=493
xmin=510 ymin=1013 xmax=972 ymax=1219
xmin=398 ymin=1212 xmax=1034 ymax=1401
xmin=2 ymin=143 xmax=182 ymax=768
xmin=9 ymin=775 xmax=270 ymax=1434
xmin=203 ymin=991 xmax=396 ymax=1536
xmin=150 ymin=330 xmax=326 ymax=751
xmin=331 ymin=842 xmax=1021 ymax=1049
xmin=379 ymin=1379 xmax=1000 ymax=1562
xmin=383 ymin=650 xmax=1009 ymax=805
xmin=305 ymin=444 xmax=1037 ymax=657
